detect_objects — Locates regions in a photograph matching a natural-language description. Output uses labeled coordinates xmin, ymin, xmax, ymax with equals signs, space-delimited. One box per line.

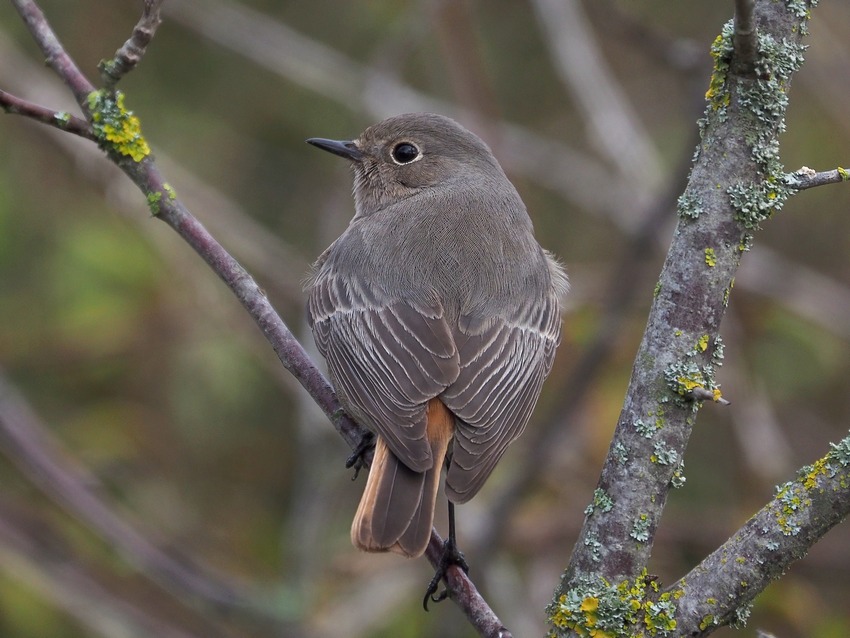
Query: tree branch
xmin=0 ymin=88 xmax=94 ymax=139
xmin=672 ymin=431 xmax=850 ymax=635
xmin=100 ymin=0 xmax=165 ymax=87
xmin=732 ymin=0 xmax=758 ymax=76
xmin=784 ymin=165 xmax=850 ymax=190
xmin=6 ymin=1 xmax=507 ymax=634
xmin=549 ymin=2 xmax=829 ymax=635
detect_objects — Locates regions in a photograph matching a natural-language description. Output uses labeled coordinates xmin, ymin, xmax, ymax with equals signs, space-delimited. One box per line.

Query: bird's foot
xmin=423 ymin=536 xmax=469 ymax=610
xmin=345 ymin=431 xmax=375 ymax=480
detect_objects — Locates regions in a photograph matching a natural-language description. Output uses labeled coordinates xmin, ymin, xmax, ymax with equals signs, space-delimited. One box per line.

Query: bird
xmin=305 ymin=112 xmax=566 ymax=603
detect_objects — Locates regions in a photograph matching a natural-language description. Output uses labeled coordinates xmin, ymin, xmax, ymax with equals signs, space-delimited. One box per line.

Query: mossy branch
xmin=672 ymin=431 xmax=850 ymax=635
xmin=548 ymin=1 xmax=846 ymax=636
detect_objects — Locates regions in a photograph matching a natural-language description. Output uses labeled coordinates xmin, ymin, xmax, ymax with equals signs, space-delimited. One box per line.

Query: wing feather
xmin=443 ymin=293 xmax=561 ymax=503
xmin=309 ymin=274 xmax=459 ymax=472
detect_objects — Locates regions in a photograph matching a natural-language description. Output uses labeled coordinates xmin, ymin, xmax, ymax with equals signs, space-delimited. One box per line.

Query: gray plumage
xmin=306 ymin=113 xmax=566 ymax=556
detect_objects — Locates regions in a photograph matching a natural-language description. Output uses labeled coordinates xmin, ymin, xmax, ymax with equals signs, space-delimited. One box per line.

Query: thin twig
xmin=0 ymin=89 xmax=94 ymax=139
xmin=101 ymin=0 xmax=165 ymax=87
xmin=784 ymin=166 xmax=850 ymax=190
xmin=732 ymin=0 xmax=758 ymax=76
xmin=10 ymin=0 xmax=95 ymax=105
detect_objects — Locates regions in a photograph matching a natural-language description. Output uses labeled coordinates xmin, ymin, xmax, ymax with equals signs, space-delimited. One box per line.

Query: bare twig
xmin=0 ymin=88 xmax=94 ymax=139
xmin=100 ymin=0 xmax=165 ymax=87
xmin=11 ymin=0 xmax=94 ymax=104
xmin=732 ymin=0 xmax=758 ymax=76
xmin=531 ymin=0 xmax=662 ymax=190
xmin=784 ymin=165 xmax=850 ymax=190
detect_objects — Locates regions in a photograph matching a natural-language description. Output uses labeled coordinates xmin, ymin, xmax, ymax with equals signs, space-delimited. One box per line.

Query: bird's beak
xmin=306 ymin=137 xmax=363 ymax=161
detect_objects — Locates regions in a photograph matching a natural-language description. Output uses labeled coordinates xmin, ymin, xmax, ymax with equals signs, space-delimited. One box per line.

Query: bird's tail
xmin=351 ymin=398 xmax=453 ymax=558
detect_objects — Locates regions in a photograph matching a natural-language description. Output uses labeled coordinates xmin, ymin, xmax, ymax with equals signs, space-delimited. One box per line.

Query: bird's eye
xmin=391 ymin=142 xmax=420 ymax=164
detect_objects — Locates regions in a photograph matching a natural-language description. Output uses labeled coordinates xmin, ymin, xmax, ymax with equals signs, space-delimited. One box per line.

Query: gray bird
xmin=305 ymin=113 xmax=567 ymax=587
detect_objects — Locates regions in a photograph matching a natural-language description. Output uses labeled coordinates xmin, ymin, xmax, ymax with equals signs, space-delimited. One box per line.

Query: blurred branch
xmin=672 ymin=430 xmax=850 ymax=635
xmin=0 ymin=89 xmax=94 ymax=139
xmin=100 ymin=0 xmax=164 ymax=87
xmin=430 ymin=0 xmax=500 ymax=139
xmin=0 ymin=370 xmax=261 ymax=614
xmin=0 ymin=496 xmax=228 ymax=638
xmin=164 ymin=0 xmax=640 ymax=224
xmin=531 ymin=0 xmax=662 ymax=189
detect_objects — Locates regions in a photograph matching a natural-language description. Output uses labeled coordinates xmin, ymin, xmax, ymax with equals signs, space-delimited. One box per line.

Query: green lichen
xmin=838 ymin=166 xmax=850 ymax=181
xmin=677 ymin=191 xmax=704 ymax=220
xmin=53 ymin=111 xmax=71 ymax=127
xmin=585 ymin=488 xmax=615 ymax=516
xmin=699 ymin=614 xmax=716 ymax=631
xmin=705 ymin=25 xmax=734 ymax=117
xmin=87 ymin=89 xmax=150 ymax=162
xmin=670 ymin=460 xmax=687 ymax=489
xmin=828 ymin=434 xmax=850 ymax=466
xmin=704 ymin=247 xmax=717 ymax=267
xmin=711 ymin=335 xmax=725 ymax=366
xmin=163 ymin=182 xmax=177 ymax=200
xmin=697 ymin=334 xmax=710 ymax=352
xmin=732 ymin=602 xmax=753 ymax=629
xmin=634 ymin=418 xmax=659 ymax=439
xmin=651 ymin=441 xmax=678 ymax=466
xmin=547 ymin=571 xmax=677 ymax=638
xmin=584 ymin=531 xmax=603 ymax=563
xmin=146 ymin=191 xmax=162 ymax=215
xmin=613 ymin=442 xmax=629 ymax=466
xmin=630 ymin=514 xmax=651 ymax=542
xmin=726 ymin=31 xmax=807 ymax=229
xmin=653 ymin=281 xmax=662 ymax=298
xmin=728 ymin=179 xmax=790 ymax=229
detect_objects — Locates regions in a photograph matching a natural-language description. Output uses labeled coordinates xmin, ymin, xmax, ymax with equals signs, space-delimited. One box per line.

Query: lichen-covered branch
xmin=100 ymin=0 xmax=164 ymax=87
xmin=672 ymin=431 xmax=850 ymax=635
xmin=785 ymin=165 xmax=850 ymax=190
xmin=732 ymin=0 xmax=758 ymax=76
xmin=548 ymin=1 xmax=826 ymax=636
xmin=0 ymin=89 xmax=94 ymax=140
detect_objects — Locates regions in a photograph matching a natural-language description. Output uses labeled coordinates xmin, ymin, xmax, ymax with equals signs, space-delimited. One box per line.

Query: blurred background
xmin=0 ymin=1 xmax=848 ymax=636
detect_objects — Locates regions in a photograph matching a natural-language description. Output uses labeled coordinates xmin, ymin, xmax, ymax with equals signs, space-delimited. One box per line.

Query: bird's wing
xmin=309 ymin=274 xmax=460 ymax=472
xmin=441 ymin=291 xmax=561 ymax=503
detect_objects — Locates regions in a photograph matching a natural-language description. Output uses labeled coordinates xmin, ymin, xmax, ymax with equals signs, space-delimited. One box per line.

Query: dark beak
xmin=306 ymin=137 xmax=363 ymax=161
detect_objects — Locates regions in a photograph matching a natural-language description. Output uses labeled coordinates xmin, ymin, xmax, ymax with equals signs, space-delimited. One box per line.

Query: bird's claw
xmin=423 ymin=538 xmax=469 ymax=611
xmin=345 ymin=431 xmax=375 ymax=480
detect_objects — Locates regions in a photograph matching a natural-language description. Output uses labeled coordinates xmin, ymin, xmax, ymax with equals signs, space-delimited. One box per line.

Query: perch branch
xmin=0 ymin=89 xmax=94 ymax=139
xmin=6 ymin=0 xmax=505 ymax=633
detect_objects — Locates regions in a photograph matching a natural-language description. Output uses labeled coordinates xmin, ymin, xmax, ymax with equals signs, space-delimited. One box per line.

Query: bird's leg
xmin=423 ymin=501 xmax=469 ymax=610
xmin=345 ymin=430 xmax=375 ymax=480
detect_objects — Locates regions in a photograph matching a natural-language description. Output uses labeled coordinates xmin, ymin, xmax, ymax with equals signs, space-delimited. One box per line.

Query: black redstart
xmin=305 ymin=112 xmax=566 ymax=597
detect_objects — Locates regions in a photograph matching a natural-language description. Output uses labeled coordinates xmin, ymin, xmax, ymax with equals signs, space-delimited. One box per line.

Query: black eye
xmin=391 ymin=142 xmax=420 ymax=164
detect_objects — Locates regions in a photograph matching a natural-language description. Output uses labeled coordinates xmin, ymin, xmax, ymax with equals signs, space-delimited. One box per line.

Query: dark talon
xmin=423 ymin=502 xmax=469 ymax=611
xmin=345 ymin=431 xmax=375 ymax=479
